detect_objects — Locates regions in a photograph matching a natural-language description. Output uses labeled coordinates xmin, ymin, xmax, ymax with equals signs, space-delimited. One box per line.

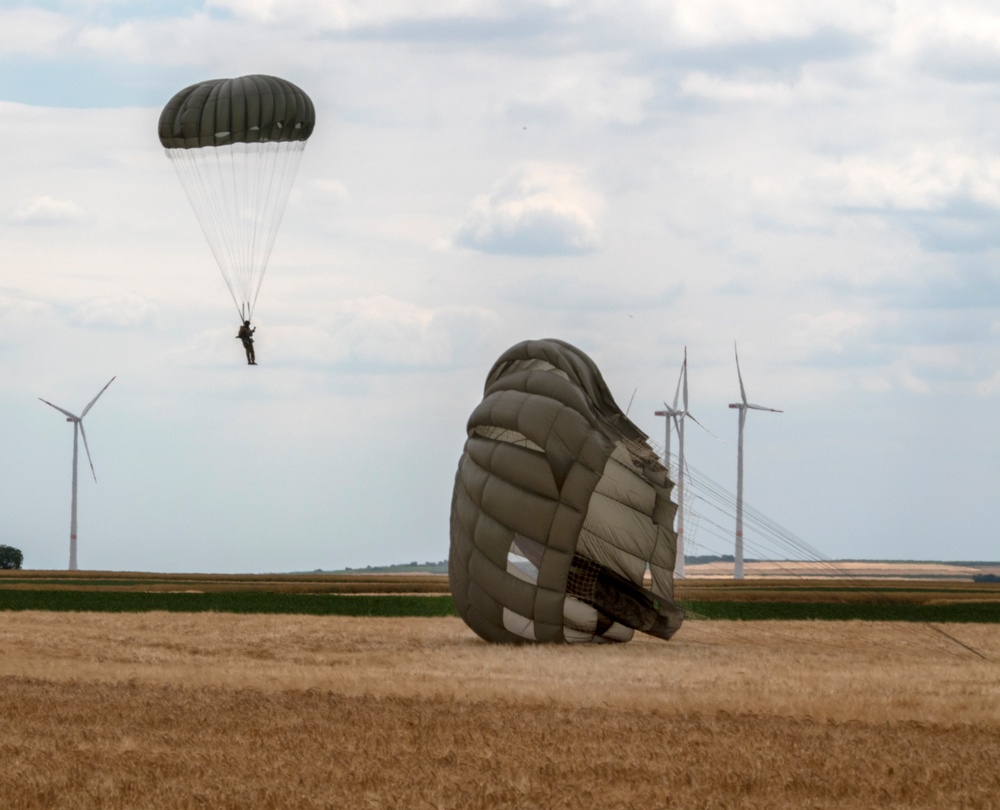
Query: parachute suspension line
xmin=218 ymin=143 xmax=254 ymax=319
xmin=166 ymin=141 xmax=306 ymax=322
xmin=228 ymin=144 xmax=250 ymax=315
xmin=643 ymin=446 xmax=977 ymax=657
xmin=244 ymin=142 xmax=270 ymax=317
xmin=167 ymin=147 xmax=246 ymax=320
xmin=923 ymin=623 xmax=990 ymax=661
xmin=247 ymin=140 xmax=306 ymax=319
xmin=242 ymin=144 xmax=277 ymax=317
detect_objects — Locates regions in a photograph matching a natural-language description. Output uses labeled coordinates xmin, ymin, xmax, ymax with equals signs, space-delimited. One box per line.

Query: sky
xmin=2 ymin=0 xmax=999 ymax=574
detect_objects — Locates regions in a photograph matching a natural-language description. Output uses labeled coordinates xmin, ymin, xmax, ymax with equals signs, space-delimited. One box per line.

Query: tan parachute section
xmin=449 ymin=338 xmax=684 ymax=643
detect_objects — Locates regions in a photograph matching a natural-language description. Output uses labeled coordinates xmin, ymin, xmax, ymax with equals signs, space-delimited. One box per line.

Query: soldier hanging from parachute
xmin=158 ymin=74 xmax=316 ymax=366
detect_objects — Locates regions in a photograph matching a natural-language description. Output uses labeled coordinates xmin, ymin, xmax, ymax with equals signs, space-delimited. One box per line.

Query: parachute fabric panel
xmin=158 ymin=75 xmax=315 ymax=321
xmin=449 ymin=338 xmax=685 ymax=644
xmin=158 ymin=75 xmax=315 ymax=149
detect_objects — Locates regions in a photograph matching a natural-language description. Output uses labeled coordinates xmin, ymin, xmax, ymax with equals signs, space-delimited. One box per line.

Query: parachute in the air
xmin=158 ymin=74 xmax=315 ymax=320
xmin=449 ymin=338 xmax=685 ymax=644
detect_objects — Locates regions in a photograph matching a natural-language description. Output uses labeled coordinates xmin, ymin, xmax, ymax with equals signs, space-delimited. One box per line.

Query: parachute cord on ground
xmin=923 ymin=623 xmax=990 ymax=661
xmin=683 ymin=494 xmax=972 ymax=659
xmin=656 ymin=447 xmax=983 ymax=660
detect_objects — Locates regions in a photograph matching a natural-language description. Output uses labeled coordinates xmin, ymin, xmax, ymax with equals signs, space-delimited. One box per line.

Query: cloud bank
xmin=455 ymin=162 xmax=603 ymax=256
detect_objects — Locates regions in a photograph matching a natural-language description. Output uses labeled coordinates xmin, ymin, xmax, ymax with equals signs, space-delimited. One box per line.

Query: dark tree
xmin=0 ymin=545 xmax=23 ymax=570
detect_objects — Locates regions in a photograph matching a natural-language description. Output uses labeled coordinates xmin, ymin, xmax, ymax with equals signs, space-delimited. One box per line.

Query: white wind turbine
xmin=728 ymin=344 xmax=781 ymax=580
xmin=39 ymin=376 xmax=116 ymax=571
xmin=654 ymin=347 xmax=713 ymax=579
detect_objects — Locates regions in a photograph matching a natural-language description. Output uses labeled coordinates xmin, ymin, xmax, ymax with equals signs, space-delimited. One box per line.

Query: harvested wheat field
xmin=2 ymin=612 xmax=999 ymax=809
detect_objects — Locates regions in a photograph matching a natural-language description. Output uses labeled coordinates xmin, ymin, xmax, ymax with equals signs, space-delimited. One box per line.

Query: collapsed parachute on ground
xmin=449 ymin=338 xmax=685 ymax=644
xmin=158 ymin=74 xmax=315 ymax=320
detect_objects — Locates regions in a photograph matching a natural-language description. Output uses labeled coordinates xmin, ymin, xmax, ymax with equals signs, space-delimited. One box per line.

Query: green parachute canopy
xmin=158 ymin=75 xmax=315 ymax=320
xmin=449 ymin=339 xmax=685 ymax=644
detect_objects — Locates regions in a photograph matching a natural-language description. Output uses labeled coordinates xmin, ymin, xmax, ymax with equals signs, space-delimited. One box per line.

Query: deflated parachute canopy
xmin=158 ymin=75 xmax=315 ymax=321
xmin=449 ymin=338 xmax=685 ymax=644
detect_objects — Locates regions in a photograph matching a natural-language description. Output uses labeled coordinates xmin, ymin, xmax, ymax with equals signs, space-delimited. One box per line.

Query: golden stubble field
xmin=1 ymin=612 xmax=999 ymax=809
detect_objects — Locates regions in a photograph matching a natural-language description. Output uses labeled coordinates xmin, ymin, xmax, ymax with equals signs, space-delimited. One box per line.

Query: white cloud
xmin=205 ymin=0 xmax=508 ymax=29
xmin=71 ymin=292 xmax=152 ymax=328
xmin=789 ymin=310 xmax=872 ymax=358
xmin=166 ymin=326 xmax=244 ymax=368
xmin=299 ymin=178 xmax=351 ymax=209
xmin=680 ymin=72 xmax=799 ymax=105
xmin=818 ymin=145 xmax=1000 ymax=211
xmin=905 ymin=344 xmax=979 ymax=382
xmin=0 ymin=8 xmax=72 ymax=56
xmin=77 ymin=21 xmax=148 ymax=61
xmin=0 ymin=291 xmax=48 ymax=317
xmin=891 ymin=2 xmax=1000 ymax=75
xmin=322 ymin=296 xmax=498 ymax=370
xmin=455 ymin=162 xmax=603 ymax=256
xmin=9 ymin=196 xmax=83 ymax=226
xmin=504 ymin=58 xmax=655 ymax=125
xmin=668 ymin=0 xmax=887 ymax=46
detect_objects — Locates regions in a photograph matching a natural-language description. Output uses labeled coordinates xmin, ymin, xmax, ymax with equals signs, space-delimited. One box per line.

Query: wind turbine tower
xmin=728 ymin=345 xmax=780 ymax=579
xmin=655 ymin=347 xmax=709 ymax=580
xmin=654 ymin=394 xmax=681 ymax=575
xmin=39 ymin=377 xmax=115 ymax=571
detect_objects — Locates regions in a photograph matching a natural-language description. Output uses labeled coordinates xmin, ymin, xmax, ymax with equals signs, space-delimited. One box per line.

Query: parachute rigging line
xmin=166 ymin=141 xmax=306 ymax=321
xmin=923 ymin=623 xmax=990 ymax=661
xmin=658 ymin=448 xmax=988 ymax=660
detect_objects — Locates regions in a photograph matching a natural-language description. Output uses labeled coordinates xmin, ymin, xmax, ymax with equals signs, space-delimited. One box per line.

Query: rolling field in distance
xmin=1 ymin=612 xmax=998 ymax=809
xmin=3 ymin=567 xmax=1000 ymax=622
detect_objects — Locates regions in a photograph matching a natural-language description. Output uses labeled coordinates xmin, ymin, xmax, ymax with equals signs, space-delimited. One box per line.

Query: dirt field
xmin=681 ymin=560 xmax=992 ymax=580
xmin=2 ymin=612 xmax=999 ymax=809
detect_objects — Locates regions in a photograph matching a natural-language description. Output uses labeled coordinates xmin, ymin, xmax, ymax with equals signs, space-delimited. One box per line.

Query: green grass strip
xmin=0 ymin=590 xmax=458 ymax=617
xmin=3 ymin=590 xmax=998 ymax=623
xmin=681 ymin=600 xmax=1000 ymax=623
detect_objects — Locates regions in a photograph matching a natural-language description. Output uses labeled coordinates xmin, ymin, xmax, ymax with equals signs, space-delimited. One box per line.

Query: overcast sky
xmin=2 ymin=0 xmax=998 ymax=573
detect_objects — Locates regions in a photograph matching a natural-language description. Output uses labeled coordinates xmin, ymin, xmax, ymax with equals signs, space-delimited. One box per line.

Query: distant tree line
xmin=684 ymin=554 xmax=759 ymax=565
xmin=340 ymin=560 xmax=449 ymax=574
xmin=0 ymin=545 xmax=23 ymax=570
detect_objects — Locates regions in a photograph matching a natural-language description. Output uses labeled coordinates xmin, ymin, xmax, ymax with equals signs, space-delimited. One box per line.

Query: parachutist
xmin=159 ymin=75 xmax=314 ymax=330
xmin=237 ymin=320 xmax=256 ymax=365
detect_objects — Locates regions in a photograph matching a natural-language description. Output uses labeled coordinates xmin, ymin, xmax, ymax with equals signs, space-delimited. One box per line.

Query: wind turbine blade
xmin=682 ymin=347 xmax=689 ymax=412
xmin=39 ymin=398 xmax=79 ymax=421
xmin=625 ymin=386 xmax=637 ymax=416
xmin=747 ymin=404 xmax=783 ymax=413
xmin=687 ymin=411 xmax=722 ymax=441
xmin=734 ymin=343 xmax=748 ymax=405
xmin=81 ymin=376 xmax=116 ymax=418
xmin=79 ymin=422 xmax=97 ymax=482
